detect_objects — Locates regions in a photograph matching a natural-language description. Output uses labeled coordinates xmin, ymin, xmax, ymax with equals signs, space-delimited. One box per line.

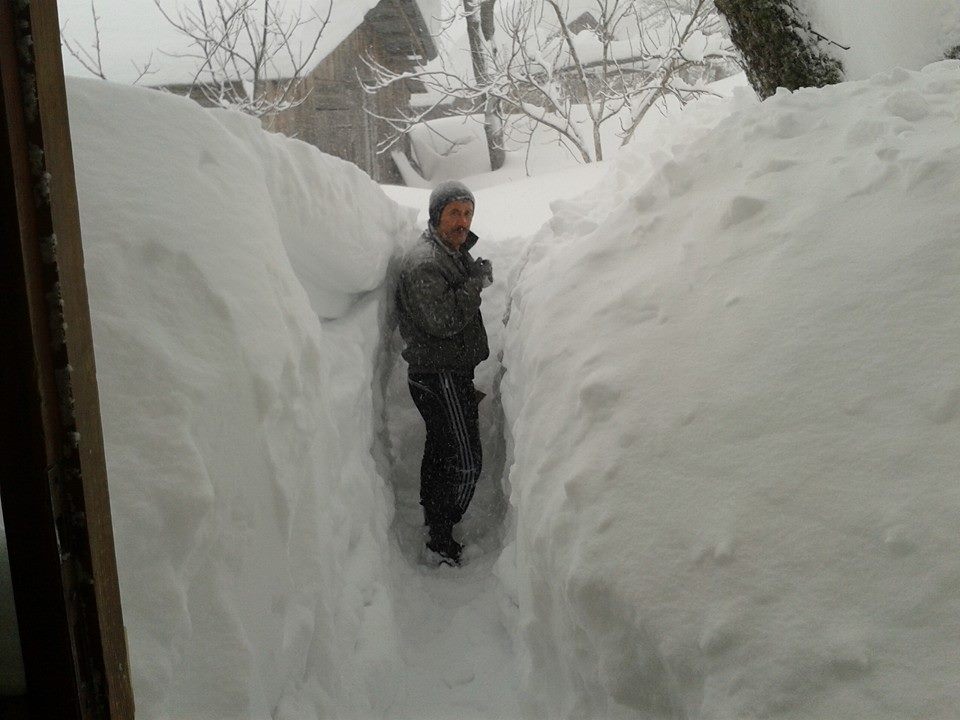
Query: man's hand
xmin=472 ymin=257 xmax=494 ymax=288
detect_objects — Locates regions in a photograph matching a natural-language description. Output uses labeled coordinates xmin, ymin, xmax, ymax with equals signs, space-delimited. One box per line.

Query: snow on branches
xmin=61 ymin=0 xmax=158 ymax=84
xmin=153 ymin=0 xmax=332 ymax=117
xmin=363 ymin=0 xmax=735 ymax=164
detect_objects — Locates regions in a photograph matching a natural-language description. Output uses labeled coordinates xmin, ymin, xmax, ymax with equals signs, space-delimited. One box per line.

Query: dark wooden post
xmin=0 ymin=1 xmax=135 ymax=718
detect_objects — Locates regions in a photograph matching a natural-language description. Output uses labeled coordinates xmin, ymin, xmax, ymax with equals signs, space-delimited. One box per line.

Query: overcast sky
xmin=57 ymin=0 xmax=380 ymax=84
xmin=57 ymin=0 xmax=623 ymax=87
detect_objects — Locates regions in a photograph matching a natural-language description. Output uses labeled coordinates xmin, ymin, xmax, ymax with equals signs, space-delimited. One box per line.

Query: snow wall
xmin=498 ymin=61 xmax=960 ymax=719
xmin=60 ymin=78 xmax=417 ymax=719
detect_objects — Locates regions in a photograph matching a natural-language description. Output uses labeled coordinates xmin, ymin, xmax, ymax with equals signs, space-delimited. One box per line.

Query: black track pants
xmin=408 ymin=371 xmax=482 ymax=528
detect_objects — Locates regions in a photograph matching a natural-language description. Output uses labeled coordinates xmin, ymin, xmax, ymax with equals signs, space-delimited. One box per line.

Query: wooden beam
xmin=0 ymin=696 xmax=30 ymax=719
xmin=0 ymin=1 xmax=134 ymax=718
xmin=0 ymin=2 xmax=78 ymax=715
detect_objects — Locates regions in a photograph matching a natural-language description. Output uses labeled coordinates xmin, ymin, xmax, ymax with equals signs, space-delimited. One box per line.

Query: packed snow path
xmin=373 ymin=229 xmax=524 ymax=719
xmin=377 ymin=556 xmax=520 ymax=719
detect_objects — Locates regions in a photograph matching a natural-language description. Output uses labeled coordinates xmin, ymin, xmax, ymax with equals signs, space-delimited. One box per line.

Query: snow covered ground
xmin=2 ymin=33 xmax=960 ymax=720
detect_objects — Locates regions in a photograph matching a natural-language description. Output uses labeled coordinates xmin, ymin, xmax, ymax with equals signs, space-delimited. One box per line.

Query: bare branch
xmin=61 ymin=1 xmax=107 ymax=79
xmin=153 ymin=0 xmax=331 ymax=116
xmin=364 ymin=0 xmax=734 ymax=166
xmin=131 ymin=52 xmax=160 ymax=85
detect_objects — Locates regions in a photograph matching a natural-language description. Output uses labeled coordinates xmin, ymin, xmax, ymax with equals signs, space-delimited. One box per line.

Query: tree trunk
xmin=714 ymin=0 xmax=843 ymax=99
xmin=464 ymin=0 xmax=505 ymax=170
xmin=480 ymin=0 xmax=496 ymax=41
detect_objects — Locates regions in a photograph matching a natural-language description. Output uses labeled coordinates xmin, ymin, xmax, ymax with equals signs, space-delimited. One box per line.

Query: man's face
xmin=437 ymin=200 xmax=474 ymax=250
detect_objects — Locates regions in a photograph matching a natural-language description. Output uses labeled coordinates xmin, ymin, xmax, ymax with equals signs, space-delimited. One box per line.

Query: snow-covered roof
xmin=59 ymin=0 xmax=437 ymax=84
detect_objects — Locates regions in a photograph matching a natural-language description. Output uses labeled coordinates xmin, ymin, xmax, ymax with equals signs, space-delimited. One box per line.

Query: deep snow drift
xmin=498 ymin=61 xmax=960 ymax=719
xmin=60 ymin=78 xmax=417 ymax=719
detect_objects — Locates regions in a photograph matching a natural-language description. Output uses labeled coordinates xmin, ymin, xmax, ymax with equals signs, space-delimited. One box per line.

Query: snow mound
xmin=66 ymin=78 xmax=414 ymax=719
xmin=500 ymin=61 xmax=960 ymax=719
xmin=212 ymin=109 xmax=412 ymax=319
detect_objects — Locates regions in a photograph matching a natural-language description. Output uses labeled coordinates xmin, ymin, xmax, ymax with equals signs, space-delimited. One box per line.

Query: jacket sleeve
xmin=400 ymin=261 xmax=482 ymax=338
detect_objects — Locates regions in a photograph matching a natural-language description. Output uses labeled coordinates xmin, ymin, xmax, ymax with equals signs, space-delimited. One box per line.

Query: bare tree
xmin=464 ymin=0 xmax=506 ymax=170
xmin=363 ymin=0 xmax=733 ymax=165
xmin=615 ymin=0 xmax=735 ymax=145
xmin=61 ymin=0 xmax=157 ymax=84
xmin=153 ymin=0 xmax=332 ymax=117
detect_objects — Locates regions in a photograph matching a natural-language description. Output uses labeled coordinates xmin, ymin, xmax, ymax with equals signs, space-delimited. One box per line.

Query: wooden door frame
xmin=0 ymin=1 xmax=134 ymax=718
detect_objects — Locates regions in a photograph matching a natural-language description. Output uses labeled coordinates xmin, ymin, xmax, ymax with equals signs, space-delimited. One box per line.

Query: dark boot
xmin=426 ymin=521 xmax=462 ymax=565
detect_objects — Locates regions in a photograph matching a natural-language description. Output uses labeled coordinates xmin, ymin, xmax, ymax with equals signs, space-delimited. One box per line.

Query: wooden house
xmin=161 ymin=0 xmax=437 ymax=184
xmin=266 ymin=0 xmax=438 ymax=183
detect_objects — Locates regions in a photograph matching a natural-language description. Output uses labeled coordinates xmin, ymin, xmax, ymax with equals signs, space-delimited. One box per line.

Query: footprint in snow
xmin=749 ymin=157 xmax=796 ymax=178
xmin=579 ymin=377 xmax=619 ymax=418
xmin=871 ymin=66 xmax=912 ymax=87
xmin=929 ymin=386 xmax=960 ymax=425
xmin=843 ymin=118 xmax=887 ymax=148
xmin=883 ymin=90 xmax=930 ymax=122
xmin=906 ymin=156 xmax=955 ymax=191
xmin=198 ymin=148 xmax=219 ymax=167
xmin=720 ymin=196 xmax=767 ymax=229
xmin=442 ymin=668 xmax=476 ymax=688
xmin=844 ymin=161 xmax=900 ymax=199
xmin=769 ymin=112 xmax=805 ymax=139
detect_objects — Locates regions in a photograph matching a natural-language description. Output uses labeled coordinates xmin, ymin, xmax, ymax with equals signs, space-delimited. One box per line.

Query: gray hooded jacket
xmin=396 ymin=228 xmax=489 ymax=375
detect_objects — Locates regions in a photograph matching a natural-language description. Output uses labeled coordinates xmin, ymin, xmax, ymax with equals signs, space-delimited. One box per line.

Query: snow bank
xmin=500 ymin=61 xmax=960 ymax=719
xmin=65 ymin=78 xmax=415 ymax=718
xmin=212 ymin=111 xmax=409 ymax=320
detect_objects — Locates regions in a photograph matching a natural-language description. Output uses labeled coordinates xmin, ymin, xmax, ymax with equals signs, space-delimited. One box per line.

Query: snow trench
xmin=363 ymin=243 xmax=522 ymax=718
xmin=10 ymin=61 xmax=959 ymax=720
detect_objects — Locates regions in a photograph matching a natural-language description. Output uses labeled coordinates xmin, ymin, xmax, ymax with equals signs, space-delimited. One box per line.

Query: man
xmin=396 ymin=180 xmax=493 ymax=566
